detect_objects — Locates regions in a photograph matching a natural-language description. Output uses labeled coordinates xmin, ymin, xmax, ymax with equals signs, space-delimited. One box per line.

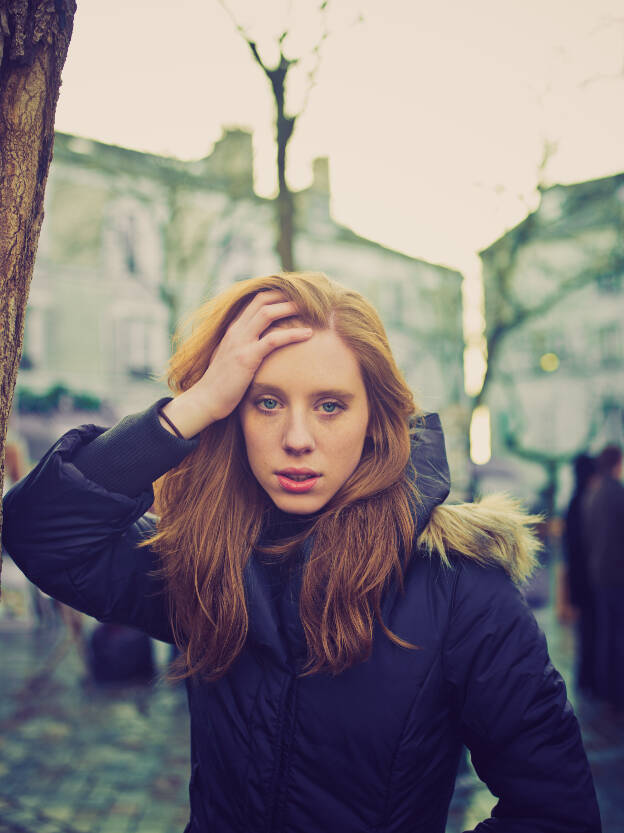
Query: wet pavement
xmin=0 ymin=593 xmax=623 ymax=832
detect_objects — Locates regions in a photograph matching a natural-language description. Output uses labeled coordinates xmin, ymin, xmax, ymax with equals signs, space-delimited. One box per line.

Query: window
xmin=597 ymin=271 xmax=622 ymax=294
xmin=105 ymin=197 xmax=162 ymax=284
xmin=114 ymin=315 xmax=168 ymax=380
xmin=601 ymin=398 xmax=624 ymax=444
xmin=598 ymin=324 xmax=622 ymax=367
xmin=127 ymin=319 xmax=151 ymax=377
xmin=20 ymin=307 xmax=47 ymax=369
xmin=119 ymin=214 xmax=137 ymax=275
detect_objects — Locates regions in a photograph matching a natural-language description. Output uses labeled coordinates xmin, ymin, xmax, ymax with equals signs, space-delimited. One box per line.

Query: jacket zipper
xmin=267 ymin=674 xmax=298 ymax=833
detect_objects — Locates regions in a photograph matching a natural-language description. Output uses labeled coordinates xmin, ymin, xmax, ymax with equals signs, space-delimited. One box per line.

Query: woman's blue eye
xmin=260 ymin=398 xmax=278 ymax=410
xmin=321 ymin=401 xmax=339 ymax=413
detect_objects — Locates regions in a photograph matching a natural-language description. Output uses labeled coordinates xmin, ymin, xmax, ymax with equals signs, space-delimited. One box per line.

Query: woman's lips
xmin=276 ymin=470 xmax=320 ymax=494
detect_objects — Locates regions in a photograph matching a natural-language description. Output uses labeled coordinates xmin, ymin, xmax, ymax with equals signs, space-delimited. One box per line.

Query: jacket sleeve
xmin=443 ymin=560 xmax=601 ymax=833
xmin=2 ymin=402 xmax=197 ymax=643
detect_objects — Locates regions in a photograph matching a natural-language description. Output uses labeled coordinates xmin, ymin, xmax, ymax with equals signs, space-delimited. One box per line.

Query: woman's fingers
xmin=236 ymin=289 xmax=291 ymax=326
xmin=254 ymin=325 xmax=313 ymax=361
xmin=237 ymin=296 xmax=300 ymax=339
xmin=237 ymin=292 xmax=312 ymax=360
xmin=253 ymin=301 xmax=300 ymax=335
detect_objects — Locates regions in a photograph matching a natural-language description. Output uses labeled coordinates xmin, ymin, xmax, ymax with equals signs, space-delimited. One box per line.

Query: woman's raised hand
xmin=159 ymin=291 xmax=313 ymax=438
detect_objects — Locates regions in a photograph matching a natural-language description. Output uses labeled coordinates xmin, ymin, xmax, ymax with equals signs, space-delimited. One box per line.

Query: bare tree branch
xmin=217 ymin=0 xmax=333 ymax=271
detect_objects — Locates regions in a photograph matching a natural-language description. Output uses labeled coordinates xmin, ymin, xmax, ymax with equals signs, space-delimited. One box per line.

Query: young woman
xmin=3 ymin=272 xmax=600 ymax=832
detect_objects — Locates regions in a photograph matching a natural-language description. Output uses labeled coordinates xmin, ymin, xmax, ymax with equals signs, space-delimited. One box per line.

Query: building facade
xmin=16 ymin=129 xmax=466 ymax=486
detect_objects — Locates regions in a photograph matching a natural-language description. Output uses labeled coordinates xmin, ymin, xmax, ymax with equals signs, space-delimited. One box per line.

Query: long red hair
xmin=149 ymin=272 xmax=421 ymax=679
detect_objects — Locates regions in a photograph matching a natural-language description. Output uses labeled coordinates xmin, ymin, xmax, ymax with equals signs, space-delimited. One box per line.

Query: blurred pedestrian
xmin=3 ymin=273 xmax=601 ymax=832
xmin=584 ymin=444 xmax=624 ymax=714
xmin=562 ymin=454 xmax=598 ymax=694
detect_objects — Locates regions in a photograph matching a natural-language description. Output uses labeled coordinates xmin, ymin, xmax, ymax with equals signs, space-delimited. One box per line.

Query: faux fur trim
xmin=417 ymin=494 xmax=542 ymax=584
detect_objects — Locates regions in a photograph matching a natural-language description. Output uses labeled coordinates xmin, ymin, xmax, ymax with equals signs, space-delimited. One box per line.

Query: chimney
xmin=311 ymin=157 xmax=330 ymax=193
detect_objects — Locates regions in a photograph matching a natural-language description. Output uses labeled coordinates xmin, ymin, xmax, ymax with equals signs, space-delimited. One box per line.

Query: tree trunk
xmin=276 ymin=175 xmax=295 ymax=272
xmin=273 ymin=81 xmax=295 ymax=271
xmin=0 ymin=0 xmax=77 ymax=587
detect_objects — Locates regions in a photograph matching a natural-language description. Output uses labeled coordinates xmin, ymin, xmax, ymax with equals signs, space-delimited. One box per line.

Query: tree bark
xmin=246 ymin=42 xmax=297 ymax=272
xmin=0 ymin=0 xmax=77 ymax=587
xmin=275 ymin=114 xmax=295 ymax=272
xmin=271 ymin=60 xmax=295 ymax=272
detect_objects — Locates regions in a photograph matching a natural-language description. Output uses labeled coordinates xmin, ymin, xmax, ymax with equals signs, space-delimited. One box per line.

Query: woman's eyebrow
xmin=248 ymin=382 xmax=355 ymax=400
xmin=312 ymin=389 xmax=355 ymax=401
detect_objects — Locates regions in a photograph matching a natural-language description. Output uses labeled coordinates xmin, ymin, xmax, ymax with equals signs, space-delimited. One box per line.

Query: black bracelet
xmin=158 ymin=406 xmax=184 ymax=439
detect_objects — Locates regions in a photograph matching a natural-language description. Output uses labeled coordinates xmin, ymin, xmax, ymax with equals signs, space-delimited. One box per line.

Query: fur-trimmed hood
xmin=411 ymin=413 xmax=541 ymax=584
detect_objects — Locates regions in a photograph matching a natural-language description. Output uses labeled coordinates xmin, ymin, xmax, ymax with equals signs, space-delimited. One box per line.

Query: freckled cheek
xmin=240 ymin=414 xmax=267 ymax=461
xmin=330 ymin=428 xmax=368 ymax=469
xmin=243 ymin=420 xmax=283 ymax=468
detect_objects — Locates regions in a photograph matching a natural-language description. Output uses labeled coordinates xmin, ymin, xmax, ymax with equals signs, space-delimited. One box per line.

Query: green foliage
xmin=17 ymin=384 xmax=101 ymax=414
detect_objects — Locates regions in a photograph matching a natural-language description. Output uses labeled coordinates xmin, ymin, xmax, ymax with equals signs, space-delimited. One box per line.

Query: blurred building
xmin=17 ymin=129 xmax=467 ymax=485
xmin=478 ymin=172 xmax=624 ymax=509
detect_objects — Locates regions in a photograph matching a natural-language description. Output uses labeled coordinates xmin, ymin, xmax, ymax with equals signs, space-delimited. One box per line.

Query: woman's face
xmin=239 ymin=329 xmax=370 ymax=514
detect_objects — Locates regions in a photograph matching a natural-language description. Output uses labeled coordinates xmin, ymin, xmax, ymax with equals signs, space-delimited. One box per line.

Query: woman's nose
xmin=282 ymin=411 xmax=315 ymax=454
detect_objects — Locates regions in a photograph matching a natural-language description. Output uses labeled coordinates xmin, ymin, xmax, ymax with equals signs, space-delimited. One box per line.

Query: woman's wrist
xmin=159 ymin=389 xmax=217 ymax=439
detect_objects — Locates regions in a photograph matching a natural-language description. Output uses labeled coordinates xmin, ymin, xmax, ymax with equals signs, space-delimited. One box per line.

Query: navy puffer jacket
xmin=2 ymin=402 xmax=601 ymax=833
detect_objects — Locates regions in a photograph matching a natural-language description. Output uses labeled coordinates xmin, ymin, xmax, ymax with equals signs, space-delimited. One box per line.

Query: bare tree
xmin=469 ymin=140 xmax=562 ymax=415
xmin=218 ymin=0 xmax=330 ymax=271
xmin=468 ymin=190 xmax=624 ymax=504
xmin=476 ymin=237 xmax=623 ymax=412
xmin=0 ymin=0 xmax=77 ymax=582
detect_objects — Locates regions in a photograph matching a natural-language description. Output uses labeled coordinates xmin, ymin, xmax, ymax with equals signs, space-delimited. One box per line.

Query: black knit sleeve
xmin=72 ymin=397 xmax=199 ymax=497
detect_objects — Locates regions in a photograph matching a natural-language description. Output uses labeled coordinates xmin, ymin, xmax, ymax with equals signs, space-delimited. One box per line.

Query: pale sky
xmin=55 ymin=0 xmax=624 ymax=273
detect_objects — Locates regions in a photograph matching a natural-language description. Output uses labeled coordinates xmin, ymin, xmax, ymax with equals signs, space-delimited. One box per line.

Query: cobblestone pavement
xmin=1 ymin=602 xmax=622 ymax=832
